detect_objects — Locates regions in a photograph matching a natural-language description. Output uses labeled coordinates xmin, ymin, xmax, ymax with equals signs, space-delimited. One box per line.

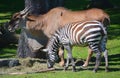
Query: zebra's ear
xmin=41 ymin=49 xmax=48 ymax=52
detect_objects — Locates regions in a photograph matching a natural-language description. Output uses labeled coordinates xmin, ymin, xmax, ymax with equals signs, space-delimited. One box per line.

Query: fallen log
xmin=8 ymin=68 xmax=55 ymax=75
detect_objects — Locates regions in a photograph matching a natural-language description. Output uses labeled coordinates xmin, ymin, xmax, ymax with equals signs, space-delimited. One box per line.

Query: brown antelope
xmin=8 ymin=7 xmax=110 ymax=69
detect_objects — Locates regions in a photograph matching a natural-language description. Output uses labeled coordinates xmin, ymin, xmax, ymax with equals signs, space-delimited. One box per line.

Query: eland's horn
xmin=20 ymin=6 xmax=31 ymax=15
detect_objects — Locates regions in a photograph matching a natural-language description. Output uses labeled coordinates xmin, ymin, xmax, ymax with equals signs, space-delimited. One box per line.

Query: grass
xmin=0 ymin=0 xmax=120 ymax=78
xmin=0 ymin=71 xmax=120 ymax=78
xmin=0 ymin=45 xmax=17 ymax=58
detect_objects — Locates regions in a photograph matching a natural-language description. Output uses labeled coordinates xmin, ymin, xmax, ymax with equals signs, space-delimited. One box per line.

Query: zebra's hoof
xmin=105 ymin=69 xmax=109 ymax=72
xmin=64 ymin=67 xmax=68 ymax=71
xmin=93 ymin=69 xmax=97 ymax=73
xmin=72 ymin=66 xmax=76 ymax=72
xmin=105 ymin=67 xmax=109 ymax=72
xmin=72 ymin=69 xmax=76 ymax=72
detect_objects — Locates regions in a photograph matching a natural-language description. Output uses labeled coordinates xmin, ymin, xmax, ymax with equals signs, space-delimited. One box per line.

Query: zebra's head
xmin=42 ymin=49 xmax=59 ymax=68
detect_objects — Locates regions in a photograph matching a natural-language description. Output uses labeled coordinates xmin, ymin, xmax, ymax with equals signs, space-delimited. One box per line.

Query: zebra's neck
xmin=47 ymin=33 xmax=60 ymax=54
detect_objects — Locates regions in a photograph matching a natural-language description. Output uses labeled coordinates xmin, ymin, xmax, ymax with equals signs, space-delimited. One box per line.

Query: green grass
xmin=0 ymin=12 xmax=11 ymax=23
xmin=0 ymin=0 xmax=120 ymax=78
xmin=0 ymin=71 xmax=120 ymax=78
xmin=0 ymin=45 xmax=17 ymax=58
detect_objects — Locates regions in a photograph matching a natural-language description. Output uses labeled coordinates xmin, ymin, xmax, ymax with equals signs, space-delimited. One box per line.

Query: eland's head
xmin=8 ymin=7 xmax=31 ymax=32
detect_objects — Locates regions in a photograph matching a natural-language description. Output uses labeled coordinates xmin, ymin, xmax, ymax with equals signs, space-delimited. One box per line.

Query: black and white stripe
xmin=45 ymin=20 xmax=107 ymax=72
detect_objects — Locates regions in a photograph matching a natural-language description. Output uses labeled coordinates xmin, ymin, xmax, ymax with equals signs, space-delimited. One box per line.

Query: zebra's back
xmin=58 ymin=20 xmax=106 ymax=46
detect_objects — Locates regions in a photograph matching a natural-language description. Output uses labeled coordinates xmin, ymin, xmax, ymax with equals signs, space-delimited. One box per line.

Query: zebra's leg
xmin=88 ymin=41 xmax=102 ymax=72
xmin=64 ymin=55 xmax=70 ymax=70
xmin=82 ymin=47 xmax=93 ymax=68
xmin=58 ymin=46 xmax=65 ymax=67
xmin=101 ymin=36 xmax=109 ymax=72
xmin=93 ymin=50 xmax=101 ymax=73
xmin=103 ymin=49 xmax=109 ymax=72
xmin=64 ymin=45 xmax=76 ymax=72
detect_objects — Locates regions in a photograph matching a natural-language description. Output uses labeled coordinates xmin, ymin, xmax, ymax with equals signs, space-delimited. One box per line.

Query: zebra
xmin=42 ymin=20 xmax=108 ymax=72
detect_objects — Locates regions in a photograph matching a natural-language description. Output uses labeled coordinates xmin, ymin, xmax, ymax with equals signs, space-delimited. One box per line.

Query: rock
xmin=9 ymin=59 xmax=20 ymax=67
xmin=0 ymin=58 xmax=20 ymax=67
xmin=0 ymin=59 xmax=10 ymax=67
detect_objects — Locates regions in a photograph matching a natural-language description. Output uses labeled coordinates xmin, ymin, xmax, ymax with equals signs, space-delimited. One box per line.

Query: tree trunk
xmin=17 ymin=0 xmax=64 ymax=58
xmin=87 ymin=0 xmax=114 ymax=9
xmin=25 ymin=0 xmax=49 ymax=14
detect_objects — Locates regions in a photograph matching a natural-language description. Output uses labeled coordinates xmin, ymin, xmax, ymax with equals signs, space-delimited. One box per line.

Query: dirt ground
xmin=0 ymin=58 xmax=84 ymax=75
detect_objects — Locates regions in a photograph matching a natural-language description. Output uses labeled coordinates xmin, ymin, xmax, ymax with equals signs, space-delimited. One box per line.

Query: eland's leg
xmin=82 ymin=48 xmax=93 ymax=68
xmin=58 ymin=47 xmax=65 ymax=67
